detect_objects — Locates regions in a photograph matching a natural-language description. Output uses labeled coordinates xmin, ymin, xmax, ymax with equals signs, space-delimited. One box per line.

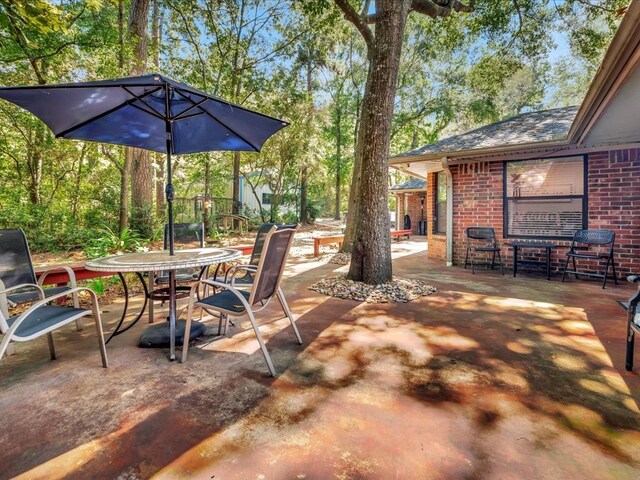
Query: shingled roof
xmin=389 ymin=178 xmax=426 ymax=191
xmin=395 ymin=106 xmax=579 ymax=158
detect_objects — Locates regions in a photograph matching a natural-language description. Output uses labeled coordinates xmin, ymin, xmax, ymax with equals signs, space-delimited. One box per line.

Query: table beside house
xmin=506 ymin=241 xmax=557 ymax=280
xmin=86 ymin=247 xmax=242 ymax=360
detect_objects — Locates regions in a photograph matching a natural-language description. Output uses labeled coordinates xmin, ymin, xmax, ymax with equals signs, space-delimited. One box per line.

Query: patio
xmin=1 ymin=238 xmax=639 ymax=479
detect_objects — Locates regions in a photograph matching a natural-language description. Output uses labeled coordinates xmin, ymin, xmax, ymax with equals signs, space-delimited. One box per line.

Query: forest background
xmin=0 ymin=0 xmax=628 ymax=253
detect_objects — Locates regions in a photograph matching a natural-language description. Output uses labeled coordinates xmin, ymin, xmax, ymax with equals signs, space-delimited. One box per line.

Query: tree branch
xmin=334 ymin=0 xmax=374 ymax=50
xmin=411 ymin=0 xmax=475 ymax=18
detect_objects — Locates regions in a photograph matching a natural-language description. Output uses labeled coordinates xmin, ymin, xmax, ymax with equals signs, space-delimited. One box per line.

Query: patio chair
xmin=561 ymin=229 xmax=617 ymax=289
xmin=464 ymin=227 xmax=504 ymax=275
xmin=0 ymin=229 xmax=83 ymax=330
xmin=181 ymin=225 xmax=302 ymax=376
xmin=217 ymin=222 xmax=297 ymax=288
xmin=148 ymin=223 xmax=206 ymax=322
xmin=623 ymin=275 xmax=640 ymax=372
xmin=0 ymin=279 xmax=108 ymax=367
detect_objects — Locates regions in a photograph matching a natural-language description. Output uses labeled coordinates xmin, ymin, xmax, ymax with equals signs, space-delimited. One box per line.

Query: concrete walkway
xmin=1 ymin=238 xmax=639 ymax=479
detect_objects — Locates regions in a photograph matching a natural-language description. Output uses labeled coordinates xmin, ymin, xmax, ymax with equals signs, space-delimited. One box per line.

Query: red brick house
xmin=389 ymin=3 xmax=640 ymax=276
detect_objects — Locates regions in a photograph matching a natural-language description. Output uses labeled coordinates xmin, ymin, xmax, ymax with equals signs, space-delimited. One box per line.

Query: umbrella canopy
xmin=0 ymin=73 xmax=288 ymax=154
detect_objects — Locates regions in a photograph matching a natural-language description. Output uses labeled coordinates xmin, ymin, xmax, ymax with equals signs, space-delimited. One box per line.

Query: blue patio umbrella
xmin=0 ymin=73 xmax=288 ymax=359
xmin=0 ymin=73 xmax=287 ymax=249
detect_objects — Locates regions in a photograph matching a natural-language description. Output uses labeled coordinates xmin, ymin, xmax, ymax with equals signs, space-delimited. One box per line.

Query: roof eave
xmin=389 ymin=138 xmax=570 ymax=165
xmin=568 ymin=1 xmax=640 ymax=144
xmin=389 ymin=188 xmax=426 ymax=193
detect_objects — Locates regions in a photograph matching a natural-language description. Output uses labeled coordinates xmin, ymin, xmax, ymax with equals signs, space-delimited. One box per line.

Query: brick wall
xmin=586 ymin=148 xmax=640 ymax=275
xmin=442 ymin=148 xmax=640 ymax=277
xmin=451 ymin=161 xmax=504 ymax=267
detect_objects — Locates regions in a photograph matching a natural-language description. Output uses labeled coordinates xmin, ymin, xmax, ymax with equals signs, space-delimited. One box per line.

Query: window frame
xmin=434 ymin=171 xmax=447 ymax=235
xmin=262 ymin=192 xmax=273 ymax=205
xmin=502 ymin=154 xmax=588 ymax=240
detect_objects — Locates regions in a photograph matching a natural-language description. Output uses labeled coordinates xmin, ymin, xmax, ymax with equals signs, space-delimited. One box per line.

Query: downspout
xmin=441 ymin=156 xmax=453 ymax=266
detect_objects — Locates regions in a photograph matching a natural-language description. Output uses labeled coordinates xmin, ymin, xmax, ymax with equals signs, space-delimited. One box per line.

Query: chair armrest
xmin=227 ymin=264 xmax=258 ymax=286
xmin=0 ymin=282 xmax=45 ymax=315
xmin=0 ymin=283 xmax=45 ymax=299
xmin=627 ymin=275 xmax=640 ymax=284
xmin=224 ymin=263 xmax=258 ymax=285
xmin=3 ymin=287 xmax=100 ymax=339
xmin=37 ymin=266 xmax=78 ymax=287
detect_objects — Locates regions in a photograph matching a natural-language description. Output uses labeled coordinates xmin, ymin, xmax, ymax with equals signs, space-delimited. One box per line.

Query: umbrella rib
xmin=172 ymin=97 xmax=208 ymax=120
xmin=123 ymin=86 xmax=166 ymax=119
xmin=173 ymin=111 xmax=205 ymax=121
xmin=55 ymin=86 xmax=163 ymax=138
xmin=130 ymin=102 xmax=165 ymax=121
xmin=174 ymin=88 xmax=260 ymax=152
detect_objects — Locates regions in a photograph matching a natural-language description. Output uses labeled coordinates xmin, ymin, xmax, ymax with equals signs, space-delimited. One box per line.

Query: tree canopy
xmin=0 ymin=0 xmax=626 ymax=255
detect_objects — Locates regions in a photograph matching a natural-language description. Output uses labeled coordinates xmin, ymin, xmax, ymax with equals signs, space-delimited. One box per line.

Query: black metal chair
xmin=561 ymin=229 xmax=617 ymax=289
xmin=464 ymin=227 xmax=504 ymax=275
xmin=622 ymin=275 xmax=640 ymax=372
xmin=148 ymin=223 xmax=206 ymax=322
xmin=181 ymin=226 xmax=302 ymax=376
xmin=0 ymin=229 xmax=83 ymax=330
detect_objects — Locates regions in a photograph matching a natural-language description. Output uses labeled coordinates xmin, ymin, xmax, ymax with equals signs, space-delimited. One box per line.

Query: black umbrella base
xmin=138 ymin=319 xmax=206 ymax=348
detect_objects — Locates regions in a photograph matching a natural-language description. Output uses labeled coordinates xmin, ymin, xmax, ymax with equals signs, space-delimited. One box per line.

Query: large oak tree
xmin=334 ymin=0 xmax=474 ymax=284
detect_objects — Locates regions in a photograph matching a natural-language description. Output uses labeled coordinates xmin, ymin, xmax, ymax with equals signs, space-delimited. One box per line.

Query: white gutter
xmin=441 ymin=156 xmax=453 ymax=267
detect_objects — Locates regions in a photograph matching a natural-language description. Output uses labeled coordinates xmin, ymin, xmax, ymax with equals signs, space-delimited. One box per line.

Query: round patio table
xmin=86 ymin=248 xmax=242 ymax=360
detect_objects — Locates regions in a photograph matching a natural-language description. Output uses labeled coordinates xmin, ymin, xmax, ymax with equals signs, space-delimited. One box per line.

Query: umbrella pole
xmin=165 ymin=84 xmax=177 ymax=360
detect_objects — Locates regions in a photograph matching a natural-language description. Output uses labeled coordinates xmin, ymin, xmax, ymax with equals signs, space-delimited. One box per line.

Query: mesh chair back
xmin=250 ymin=223 xmax=297 ymax=266
xmin=466 ymin=227 xmax=496 ymax=241
xmin=163 ymin=223 xmax=205 ymax=249
xmin=573 ymin=229 xmax=615 ymax=246
xmin=0 ymin=229 xmax=37 ymax=289
xmin=250 ymin=226 xmax=298 ymax=305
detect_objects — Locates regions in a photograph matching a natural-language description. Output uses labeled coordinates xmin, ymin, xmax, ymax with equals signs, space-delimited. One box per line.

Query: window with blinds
xmin=504 ymin=156 xmax=587 ymax=238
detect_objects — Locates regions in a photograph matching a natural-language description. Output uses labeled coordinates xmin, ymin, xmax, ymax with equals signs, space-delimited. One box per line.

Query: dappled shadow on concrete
xmin=2 ymin=242 xmax=640 ymax=479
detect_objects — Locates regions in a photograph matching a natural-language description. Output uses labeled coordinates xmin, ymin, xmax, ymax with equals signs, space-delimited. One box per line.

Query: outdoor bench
xmin=391 ymin=229 xmax=412 ymax=241
xmin=313 ymin=235 xmax=344 ymax=257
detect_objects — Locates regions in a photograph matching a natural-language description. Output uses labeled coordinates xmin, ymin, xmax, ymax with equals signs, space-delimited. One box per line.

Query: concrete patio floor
xmin=1 ymin=238 xmax=639 ymax=479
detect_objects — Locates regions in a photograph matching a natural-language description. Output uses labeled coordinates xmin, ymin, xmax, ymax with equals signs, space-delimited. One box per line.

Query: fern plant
xmin=84 ymin=227 xmax=145 ymax=259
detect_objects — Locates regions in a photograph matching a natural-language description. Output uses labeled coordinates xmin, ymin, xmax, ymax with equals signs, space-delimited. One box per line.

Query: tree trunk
xmin=131 ymin=148 xmax=154 ymax=237
xmin=340 ymin=81 xmax=365 ymax=253
xmin=334 ymin=103 xmax=342 ymax=220
xmin=347 ymin=1 xmax=410 ymax=284
xmin=155 ymin=152 xmax=165 ymax=216
xmin=300 ymin=60 xmax=313 ymax=224
xmin=118 ymin=0 xmax=124 ymax=70
xmin=300 ymin=166 xmax=308 ymax=223
xmin=119 ymin=149 xmax=131 ymax=233
xmin=71 ymin=144 xmax=87 ymax=219
xmin=128 ymin=0 xmax=153 ymax=237
xmin=151 ymin=0 xmax=161 ymax=70
xmin=341 ymin=60 xmax=364 ymax=252
xmin=26 ymin=123 xmax=45 ymax=205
